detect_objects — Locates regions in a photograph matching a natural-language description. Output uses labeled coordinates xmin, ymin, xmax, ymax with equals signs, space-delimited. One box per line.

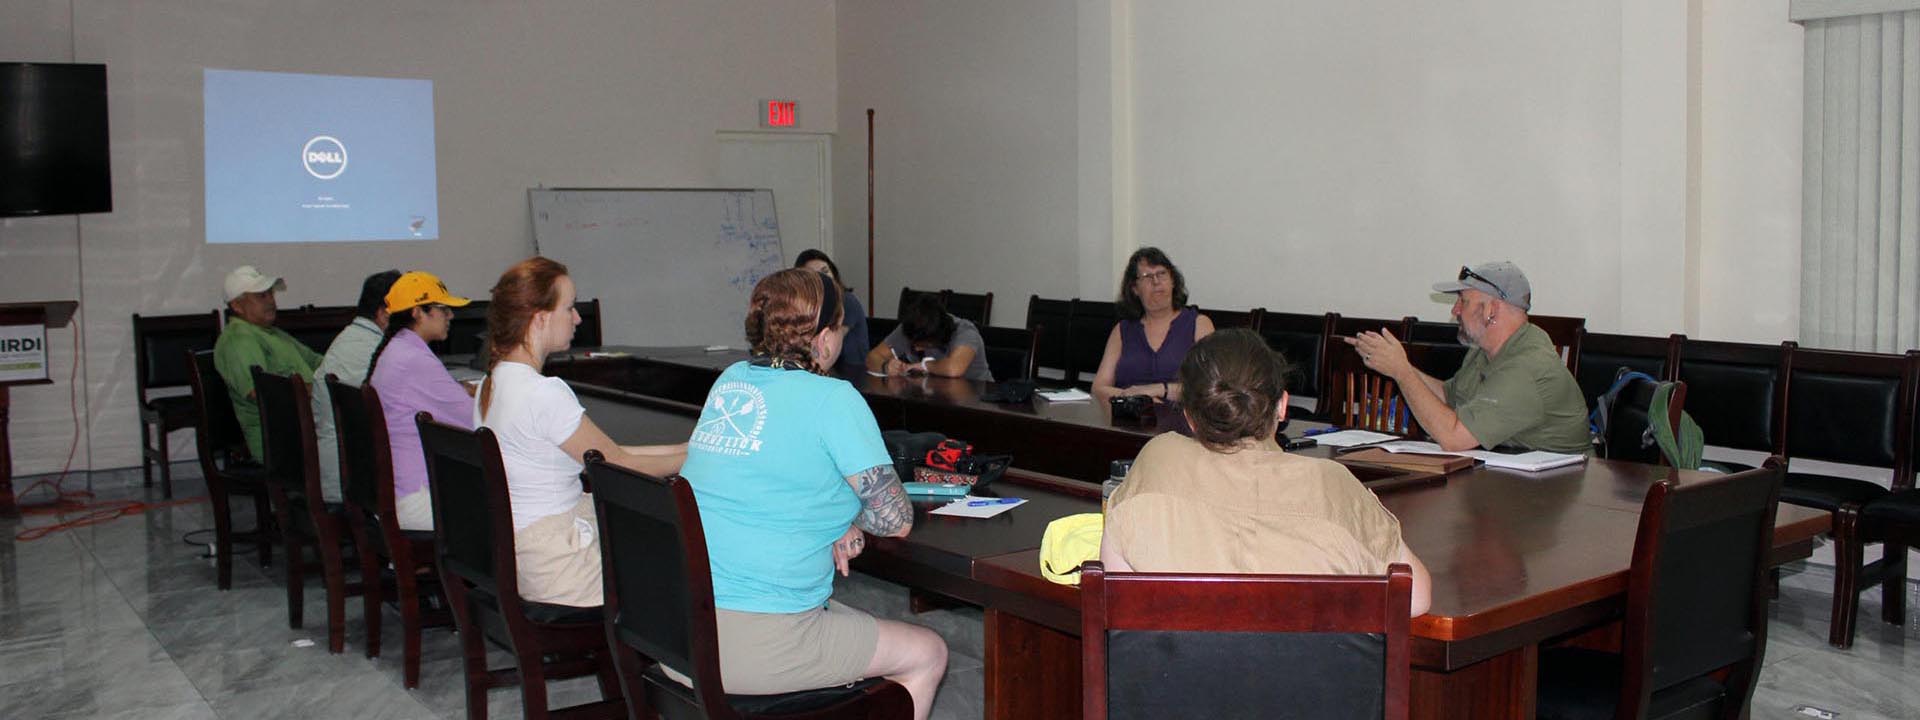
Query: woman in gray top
xmin=864 ymin=293 xmax=993 ymax=381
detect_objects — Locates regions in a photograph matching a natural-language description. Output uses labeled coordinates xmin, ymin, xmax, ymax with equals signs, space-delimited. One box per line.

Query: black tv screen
xmin=0 ymin=63 xmax=111 ymax=216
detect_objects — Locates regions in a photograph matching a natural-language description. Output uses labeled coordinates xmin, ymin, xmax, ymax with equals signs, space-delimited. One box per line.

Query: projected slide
xmin=204 ymin=69 xmax=438 ymax=244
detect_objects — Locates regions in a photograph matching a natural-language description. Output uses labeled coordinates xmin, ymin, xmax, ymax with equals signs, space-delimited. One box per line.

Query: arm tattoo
xmin=850 ymin=464 xmax=913 ymax=537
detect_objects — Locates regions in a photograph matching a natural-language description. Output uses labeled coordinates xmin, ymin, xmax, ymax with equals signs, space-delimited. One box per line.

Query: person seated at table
xmin=1344 ymin=261 xmax=1590 ymax=454
xmin=475 ymin=256 xmax=687 ymax=607
xmin=310 ymin=269 xmax=401 ymax=503
xmin=1101 ymin=329 xmax=1433 ymax=616
xmin=681 ymin=268 xmax=948 ymax=719
xmin=213 ymin=265 xmax=322 ymax=461
xmin=865 ymin=292 xmax=993 ymax=382
xmin=1090 ymin=247 xmax=1216 ymax=402
xmin=367 ymin=271 xmax=477 ymax=531
xmin=795 ymin=249 xmax=869 ymax=379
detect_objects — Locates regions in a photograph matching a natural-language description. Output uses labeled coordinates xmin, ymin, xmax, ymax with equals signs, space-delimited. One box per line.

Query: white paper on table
xmin=1370 ymin=441 xmax=1586 ymax=472
xmin=1036 ymin=388 xmax=1092 ymax=402
xmin=928 ymin=496 xmax=1027 ymax=518
xmin=1309 ymin=429 xmax=1400 ymax=447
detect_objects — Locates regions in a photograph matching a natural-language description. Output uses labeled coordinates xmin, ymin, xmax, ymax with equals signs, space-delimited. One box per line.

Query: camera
xmin=1109 ymin=394 xmax=1153 ymax=423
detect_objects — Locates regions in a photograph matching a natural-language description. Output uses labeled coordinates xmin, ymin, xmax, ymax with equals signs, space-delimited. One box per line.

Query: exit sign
xmin=761 ymin=99 xmax=798 ymax=128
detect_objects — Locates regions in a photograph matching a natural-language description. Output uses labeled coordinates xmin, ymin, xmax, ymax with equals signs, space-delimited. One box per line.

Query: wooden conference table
xmin=547 ymin=347 xmax=1830 ymax=720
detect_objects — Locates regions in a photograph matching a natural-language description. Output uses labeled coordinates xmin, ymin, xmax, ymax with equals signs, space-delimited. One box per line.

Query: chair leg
xmin=609 ymin=641 xmax=652 ymax=720
xmin=285 ymin=538 xmax=306 ymax=630
xmin=139 ymin=419 xmax=154 ymax=488
xmin=254 ymin=493 xmax=275 ymax=570
xmin=156 ymin=427 xmax=173 ymax=499
xmin=518 ymin=644 xmax=552 ymax=720
xmin=348 ymin=519 xmax=382 ymax=659
xmin=1829 ymin=506 xmax=1863 ymax=649
xmin=210 ymin=486 xmax=234 ymax=591
xmin=444 ymin=581 xmax=491 ymax=720
xmin=316 ymin=521 xmax=349 ymax=654
xmin=1883 ymin=541 xmax=1908 ymax=626
xmin=398 ymin=569 xmax=423 ymax=688
xmin=594 ymin=648 xmax=622 ymax=703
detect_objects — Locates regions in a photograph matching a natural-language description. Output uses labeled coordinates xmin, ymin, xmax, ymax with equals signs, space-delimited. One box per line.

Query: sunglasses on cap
xmin=1458 ymin=266 xmax=1508 ymax=301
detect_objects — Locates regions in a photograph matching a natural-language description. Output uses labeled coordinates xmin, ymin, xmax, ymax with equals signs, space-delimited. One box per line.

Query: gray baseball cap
xmin=1432 ymin=261 xmax=1531 ymax=311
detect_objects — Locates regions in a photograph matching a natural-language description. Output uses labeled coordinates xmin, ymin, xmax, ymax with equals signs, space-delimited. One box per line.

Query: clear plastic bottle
xmin=1102 ymin=459 xmax=1133 ymax=513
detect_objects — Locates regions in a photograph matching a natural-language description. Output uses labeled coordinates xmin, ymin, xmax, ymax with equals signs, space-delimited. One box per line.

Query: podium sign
xmin=0 ymin=322 xmax=49 ymax=383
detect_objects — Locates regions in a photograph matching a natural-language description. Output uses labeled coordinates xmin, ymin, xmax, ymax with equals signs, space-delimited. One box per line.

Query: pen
xmin=1303 ymin=427 xmax=1339 ymax=437
xmin=966 ymin=498 xmax=1022 ymax=507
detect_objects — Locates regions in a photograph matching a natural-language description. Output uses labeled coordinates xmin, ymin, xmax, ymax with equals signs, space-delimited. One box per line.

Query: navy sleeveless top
xmin=1114 ymin=306 xmax=1199 ymax=388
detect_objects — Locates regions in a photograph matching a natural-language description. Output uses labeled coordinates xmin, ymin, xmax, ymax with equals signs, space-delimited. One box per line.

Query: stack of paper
xmin=929 ymin=496 xmax=1027 ymax=518
xmin=1310 ymin=429 xmax=1400 ymax=448
xmin=1036 ymin=388 xmax=1092 ymax=403
xmin=1368 ymin=441 xmax=1586 ymax=472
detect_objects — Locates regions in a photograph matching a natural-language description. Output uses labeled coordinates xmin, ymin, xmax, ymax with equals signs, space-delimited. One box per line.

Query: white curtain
xmin=1800 ymin=8 xmax=1920 ymax=352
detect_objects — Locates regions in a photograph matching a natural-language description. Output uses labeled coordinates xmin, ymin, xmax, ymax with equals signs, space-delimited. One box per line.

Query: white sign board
xmin=0 ymin=323 xmax=49 ymax=383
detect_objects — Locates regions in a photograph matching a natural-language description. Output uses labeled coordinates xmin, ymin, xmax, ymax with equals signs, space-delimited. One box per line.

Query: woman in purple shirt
xmin=367 ymin=271 xmax=477 ymax=531
xmin=1091 ymin=247 xmax=1216 ymax=403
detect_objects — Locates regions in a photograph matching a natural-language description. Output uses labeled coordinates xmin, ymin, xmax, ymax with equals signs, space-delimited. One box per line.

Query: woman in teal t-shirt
xmin=680 ymin=268 xmax=947 ymax=719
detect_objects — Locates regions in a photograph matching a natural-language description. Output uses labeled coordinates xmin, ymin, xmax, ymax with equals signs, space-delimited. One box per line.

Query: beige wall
xmin=0 ymin=0 xmax=837 ymax=474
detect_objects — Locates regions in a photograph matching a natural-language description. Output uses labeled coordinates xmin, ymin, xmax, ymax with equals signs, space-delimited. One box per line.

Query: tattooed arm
xmin=846 ymin=463 xmax=913 ymax=537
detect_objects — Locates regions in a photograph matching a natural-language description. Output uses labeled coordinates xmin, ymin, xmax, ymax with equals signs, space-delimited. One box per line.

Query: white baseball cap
xmin=223 ymin=265 xmax=287 ymax=302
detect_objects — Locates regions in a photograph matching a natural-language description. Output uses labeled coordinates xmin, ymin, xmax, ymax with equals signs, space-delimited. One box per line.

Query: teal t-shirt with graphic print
xmin=681 ymin=361 xmax=893 ymax=614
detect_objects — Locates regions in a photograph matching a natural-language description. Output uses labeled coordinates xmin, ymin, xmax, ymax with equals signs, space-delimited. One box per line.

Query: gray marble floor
xmin=1 ymin=465 xmax=1914 ymax=719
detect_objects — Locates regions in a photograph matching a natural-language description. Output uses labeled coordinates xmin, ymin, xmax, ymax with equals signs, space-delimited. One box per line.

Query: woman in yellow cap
xmin=367 ymin=270 xmax=477 ymax=531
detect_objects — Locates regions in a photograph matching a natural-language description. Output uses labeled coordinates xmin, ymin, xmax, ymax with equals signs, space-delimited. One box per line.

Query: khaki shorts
xmin=663 ymin=600 xmax=880 ymax=695
xmin=394 ymin=489 xmax=434 ymax=532
xmin=512 ymin=493 xmax=602 ymax=607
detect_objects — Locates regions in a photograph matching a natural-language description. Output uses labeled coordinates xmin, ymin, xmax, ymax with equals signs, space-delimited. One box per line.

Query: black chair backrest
xmin=1598 ymin=374 xmax=1682 ymax=465
xmin=1674 ymin=339 xmax=1789 ymax=454
xmin=897 ymin=287 xmax=940 ymax=318
xmin=573 ymin=298 xmax=603 ymax=348
xmin=1404 ymin=318 xmax=1459 ymax=345
xmin=327 ymin=375 xmax=387 ymax=517
xmin=187 ymin=349 xmax=247 ymax=463
xmin=1026 ymin=295 xmax=1074 ymax=377
xmin=867 ymin=316 xmax=899 ymax=345
xmin=586 ymin=459 xmax=728 ymax=708
xmin=1328 ymin=313 xmax=1410 ymax=340
xmin=979 ymin=325 xmax=1037 ymax=382
xmin=433 ymin=301 xmax=492 ymax=356
xmin=134 ymin=311 xmax=222 ymax=395
xmin=1067 ymin=299 xmax=1120 ymax=384
xmin=1081 ymin=562 xmax=1412 ymax=720
xmin=1198 ymin=307 xmax=1261 ymax=331
xmin=252 ymin=369 xmax=317 ymax=496
xmin=271 ymin=305 xmax=359 ymax=354
xmin=943 ymin=290 xmax=993 ymax=327
xmin=1576 ymin=331 xmax=1680 ymax=412
xmin=1782 ymin=348 xmax=1916 ymax=477
xmin=418 ymin=414 xmax=507 ymax=598
xmin=1619 ymin=467 xmax=1780 ymax=715
xmin=1257 ymin=311 xmax=1330 ymax=399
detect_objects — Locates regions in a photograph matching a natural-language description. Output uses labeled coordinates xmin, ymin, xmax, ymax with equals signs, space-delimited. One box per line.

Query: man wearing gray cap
xmin=212 ymin=265 xmax=322 ymax=461
xmin=1344 ymin=261 xmax=1590 ymax=454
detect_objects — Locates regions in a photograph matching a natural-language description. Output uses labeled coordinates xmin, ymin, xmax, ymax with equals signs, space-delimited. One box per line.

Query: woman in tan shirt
xmin=1100 ymin=329 xmax=1433 ymax=616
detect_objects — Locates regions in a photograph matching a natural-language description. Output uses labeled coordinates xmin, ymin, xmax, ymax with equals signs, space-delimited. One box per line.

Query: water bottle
xmin=1102 ymin=459 xmax=1133 ymax=513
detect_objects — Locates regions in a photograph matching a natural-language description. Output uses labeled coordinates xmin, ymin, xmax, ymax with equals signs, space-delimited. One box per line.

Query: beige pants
xmin=394 ymin=489 xmax=434 ymax=532
xmin=512 ymin=494 xmax=603 ymax=607
xmin=663 ymin=599 xmax=879 ymax=695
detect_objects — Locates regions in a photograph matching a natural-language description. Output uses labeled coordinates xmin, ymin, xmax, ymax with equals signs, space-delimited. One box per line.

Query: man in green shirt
xmin=213 ymin=265 xmax=322 ymax=460
xmin=1344 ymin=261 xmax=1591 ymax=454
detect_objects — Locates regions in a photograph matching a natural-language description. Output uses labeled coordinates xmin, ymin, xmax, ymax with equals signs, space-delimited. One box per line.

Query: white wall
xmin=0 ymin=0 xmax=836 ymax=475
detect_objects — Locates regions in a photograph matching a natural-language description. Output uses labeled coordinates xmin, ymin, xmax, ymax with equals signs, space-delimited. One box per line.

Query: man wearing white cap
xmin=213 ymin=265 xmax=322 ymax=460
xmin=1345 ymin=261 xmax=1589 ymax=454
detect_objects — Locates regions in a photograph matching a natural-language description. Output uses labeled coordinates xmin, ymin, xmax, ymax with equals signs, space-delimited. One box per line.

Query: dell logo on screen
xmin=302 ymin=136 xmax=348 ymax=179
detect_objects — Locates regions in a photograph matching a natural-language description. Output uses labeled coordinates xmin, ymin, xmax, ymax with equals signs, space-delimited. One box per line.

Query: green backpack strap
xmin=1649 ymin=382 xmax=1704 ymax=470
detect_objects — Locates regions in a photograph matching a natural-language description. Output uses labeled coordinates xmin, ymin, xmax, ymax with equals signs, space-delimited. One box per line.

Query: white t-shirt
xmin=475 ymin=362 xmax=586 ymax=533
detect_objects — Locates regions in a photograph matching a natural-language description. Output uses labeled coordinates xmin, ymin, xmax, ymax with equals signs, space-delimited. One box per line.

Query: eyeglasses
xmin=1135 ymin=269 xmax=1172 ymax=286
xmin=1457 ymin=266 xmax=1507 ymax=300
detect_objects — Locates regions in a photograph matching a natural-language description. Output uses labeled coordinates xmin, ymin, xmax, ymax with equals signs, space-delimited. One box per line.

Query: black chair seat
xmin=1780 ymin=473 xmax=1891 ymax=512
xmin=642 ymin=664 xmax=895 ymax=716
xmin=468 ymin=585 xmax=604 ymax=626
xmin=1537 ymin=647 xmax=1728 ymax=720
xmin=143 ymin=394 xmax=199 ymax=424
xmin=1863 ymin=489 xmax=1920 ymax=524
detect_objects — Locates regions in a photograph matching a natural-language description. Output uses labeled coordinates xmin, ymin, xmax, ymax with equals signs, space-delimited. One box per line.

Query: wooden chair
xmin=1671 ymin=338 xmax=1791 ymax=472
xmin=1066 ymin=299 xmax=1120 ymax=387
xmin=185 ymin=349 xmax=275 ymax=590
xmin=252 ymin=369 xmax=368 ymax=652
xmin=431 ymin=300 xmax=492 ymax=356
xmin=417 ymin=414 xmax=624 ymax=720
xmin=573 ymin=298 xmax=603 ymax=348
xmin=134 ymin=311 xmax=222 ymax=497
xmin=1595 ymin=374 xmax=1688 ymax=467
xmin=1529 ymin=313 xmax=1587 ymax=372
xmin=979 ymin=325 xmax=1038 ymax=382
xmin=1256 ymin=311 xmax=1333 ymax=418
xmin=327 ymin=376 xmax=448 ymax=687
xmin=941 ymin=289 xmax=994 ymax=327
xmin=1025 ymin=295 xmax=1074 ymax=381
xmin=866 ymin=316 xmax=898 ymax=346
xmin=1536 ymin=466 xmax=1781 ymax=720
xmin=1320 ymin=339 xmax=1431 ymax=437
xmin=1197 ymin=307 xmax=1261 ymax=331
xmin=585 ymin=456 xmax=915 ymax=720
xmin=1838 ymin=475 xmax=1920 ymax=648
xmin=1399 ymin=317 xmax=1470 ymax=380
xmin=1080 ymin=561 xmax=1412 ymax=720
xmin=1776 ymin=348 xmax=1919 ymax=647
xmin=271 ymin=304 xmax=360 ymax=354
xmin=1576 ymin=331 xmax=1682 ymax=412
xmin=896 ymin=287 xmax=940 ymax=318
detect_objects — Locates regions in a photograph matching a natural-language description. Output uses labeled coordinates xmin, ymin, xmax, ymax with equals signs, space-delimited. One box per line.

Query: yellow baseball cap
xmin=385 ymin=271 xmax=472 ymax=313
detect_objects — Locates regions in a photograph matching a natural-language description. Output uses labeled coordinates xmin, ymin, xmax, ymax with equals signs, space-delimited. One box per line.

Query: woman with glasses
xmin=1090 ymin=246 xmax=1216 ymax=402
xmin=365 ymin=271 xmax=478 ymax=531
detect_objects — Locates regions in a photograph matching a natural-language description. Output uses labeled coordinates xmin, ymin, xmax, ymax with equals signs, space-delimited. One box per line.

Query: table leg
xmin=1410 ymin=643 xmax=1538 ymax=720
xmin=0 ymin=385 xmax=13 ymax=517
xmin=984 ymin=608 xmax=1080 ymax=720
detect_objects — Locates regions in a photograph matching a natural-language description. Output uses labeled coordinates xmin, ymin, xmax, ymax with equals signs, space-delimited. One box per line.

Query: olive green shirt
xmin=213 ymin=317 xmax=323 ymax=460
xmin=1443 ymin=322 xmax=1592 ymax=454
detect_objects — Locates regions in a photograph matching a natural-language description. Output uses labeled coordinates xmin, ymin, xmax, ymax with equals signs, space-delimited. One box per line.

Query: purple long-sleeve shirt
xmin=369 ymin=329 xmax=475 ymax=498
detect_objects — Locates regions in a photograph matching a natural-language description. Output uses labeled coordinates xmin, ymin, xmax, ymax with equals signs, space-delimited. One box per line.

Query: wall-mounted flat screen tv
xmin=0 ymin=63 xmax=112 ymax=217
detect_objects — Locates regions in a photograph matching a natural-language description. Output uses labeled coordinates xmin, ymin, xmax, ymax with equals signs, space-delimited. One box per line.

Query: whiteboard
xmin=530 ymin=188 xmax=783 ymax=347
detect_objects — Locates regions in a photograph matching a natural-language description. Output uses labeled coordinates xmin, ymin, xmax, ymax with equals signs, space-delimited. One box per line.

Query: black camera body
xmin=1109 ymin=394 xmax=1154 ymax=423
